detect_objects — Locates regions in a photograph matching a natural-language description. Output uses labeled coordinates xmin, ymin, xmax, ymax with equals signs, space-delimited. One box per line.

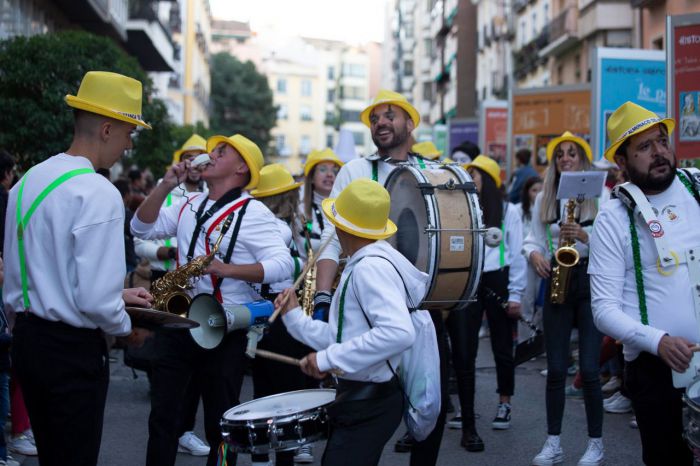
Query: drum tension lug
xmin=416 ymin=181 xmax=477 ymax=194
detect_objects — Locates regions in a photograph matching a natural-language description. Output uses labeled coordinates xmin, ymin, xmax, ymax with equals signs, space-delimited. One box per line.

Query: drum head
xmin=688 ymin=377 xmax=700 ymax=405
xmin=223 ymin=389 xmax=336 ymax=422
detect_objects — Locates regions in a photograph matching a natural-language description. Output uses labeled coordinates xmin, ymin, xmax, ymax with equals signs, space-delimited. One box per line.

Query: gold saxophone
xmin=301 ymin=245 xmax=317 ymax=315
xmin=151 ymin=233 xmax=226 ymax=315
xmin=550 ymin=199 xmax=580 ymax=304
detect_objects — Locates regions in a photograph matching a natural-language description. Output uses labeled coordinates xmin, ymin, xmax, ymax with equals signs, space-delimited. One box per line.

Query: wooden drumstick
xmin=268 ymin=234 xmax=334 ymax=323
xmin=254 ymin=348 xmax=344 ymax=376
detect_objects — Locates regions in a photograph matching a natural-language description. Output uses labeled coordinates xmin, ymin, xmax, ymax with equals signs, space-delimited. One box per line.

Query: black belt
xmin=335 ymin=375 xmax=399 ymax=403
xmin=15 ymin=312 xmax=104 ymax=338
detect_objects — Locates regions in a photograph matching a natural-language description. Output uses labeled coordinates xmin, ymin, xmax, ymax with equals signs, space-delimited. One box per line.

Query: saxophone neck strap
xmin=211 ymin=199 xmax=251 ymax=302
xmin=186 ymin=188 xmax=242 ymax=261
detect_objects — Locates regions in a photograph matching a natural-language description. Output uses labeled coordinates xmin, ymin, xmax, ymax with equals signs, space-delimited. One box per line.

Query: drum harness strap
xmin=163 ymin=193 xmax=174 ymax=271
xmin=615 ymin=169 xmax=700 ymax=325
xmin=370 ymin=154 xmax=427 ymax=182
xmin=16 ymin=167 xmax=94 ymax=309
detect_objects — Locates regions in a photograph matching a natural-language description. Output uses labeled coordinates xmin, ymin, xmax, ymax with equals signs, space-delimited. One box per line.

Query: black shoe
xmin=461 ymin=431 xmax=485 ymax=452
xmin=394 ymin=432 xmax=414 ymax=453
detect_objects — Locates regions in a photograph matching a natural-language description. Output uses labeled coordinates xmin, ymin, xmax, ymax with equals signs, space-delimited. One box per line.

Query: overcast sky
xmin=209 ymin=0 xmax=387 ymax=44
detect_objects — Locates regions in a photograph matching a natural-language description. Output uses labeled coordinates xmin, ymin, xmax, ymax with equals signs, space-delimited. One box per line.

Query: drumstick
xmin=268 ymin=234 xmax=334 ymax=323
xmin=691 ymin=344 xmax=700 ymax=353
xmin=254 ymin=349 xmax=344 ymax=376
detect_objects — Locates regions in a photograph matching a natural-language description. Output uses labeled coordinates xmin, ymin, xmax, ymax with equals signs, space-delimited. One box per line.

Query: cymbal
xmin=125 ymin=307 xmax=200 ymax=329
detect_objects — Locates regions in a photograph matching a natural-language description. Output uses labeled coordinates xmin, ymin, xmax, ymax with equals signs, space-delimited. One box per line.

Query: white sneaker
xmin=604 ymin=392 xmax=632 ymax=414
xmin=540 ymin=369 xmax=548 ymax=377
xmin=0 ymin=457 xmax=20 ymax=466
xmin=601 ymin=376 xmax=621 ymax=394
xmin=9 ymin=433 xmax=37 ymax=456
xmin=532 ymin=435 xmax=564 ymax=465
xmin=177 ymin=431 xmax=210 ymax=456
xmin=294 ymin=444 xmax=314 ymax=463
xmin=577 ymin=438 xmax=604 ymax=466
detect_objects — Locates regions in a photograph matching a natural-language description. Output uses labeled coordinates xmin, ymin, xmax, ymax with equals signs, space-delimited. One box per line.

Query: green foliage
xmin=0 ymin=31 xmax=174 ymax=173
xmin=209 ymin=53 xmax=277 ymax=156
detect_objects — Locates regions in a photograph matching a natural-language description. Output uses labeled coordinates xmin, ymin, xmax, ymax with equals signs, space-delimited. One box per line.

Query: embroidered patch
xmin=648 ymin=220 xmax=664 ymax=238
xmin=661 ymin=204 xmax=679 ymax=222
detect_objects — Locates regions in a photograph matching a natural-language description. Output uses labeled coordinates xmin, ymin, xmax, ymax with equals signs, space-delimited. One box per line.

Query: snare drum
xmin=221 ymin=389 xmax=336 ymax=454
xmin=384 ymin=164 xmax=484 ymax=311
xmin=683 ymin=377 xmax=700 ymax=456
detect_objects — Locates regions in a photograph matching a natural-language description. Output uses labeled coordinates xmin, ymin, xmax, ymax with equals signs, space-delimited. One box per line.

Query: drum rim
xmin=222 ymin=388 xmax=336 ymax=423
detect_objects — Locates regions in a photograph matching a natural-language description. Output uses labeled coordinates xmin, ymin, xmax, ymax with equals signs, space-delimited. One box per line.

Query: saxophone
xmin=550 ymin=199 xmax=580 ymax=304
xmin=301 ymin=245 xmax=317 ymax=315
xmin=151 ymin=233 xmax=226 ymax=315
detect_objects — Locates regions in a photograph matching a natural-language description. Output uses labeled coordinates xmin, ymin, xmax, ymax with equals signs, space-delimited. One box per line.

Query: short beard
xmin=372 ymin=125 xmax=409 ymax=152
xmin=626 ymin=157 xmax=676 ymax=192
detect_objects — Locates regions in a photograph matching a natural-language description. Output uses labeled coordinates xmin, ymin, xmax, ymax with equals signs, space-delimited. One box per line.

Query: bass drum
xmin=384 ymin=164 xmax=484 ymax=311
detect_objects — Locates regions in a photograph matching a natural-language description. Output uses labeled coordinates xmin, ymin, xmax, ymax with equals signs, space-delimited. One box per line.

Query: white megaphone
xmin=187 ymin=294 xmax=274 ymax=349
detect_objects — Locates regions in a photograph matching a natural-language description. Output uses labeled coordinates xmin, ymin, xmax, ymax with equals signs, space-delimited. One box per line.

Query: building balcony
xmin=52 ymin=0 xmax=128 ymax=42
xmin=513 ymin=31 xmax=549 ymax=80
xmin=513 ymin=0 xmax=528 ymax=14
xmin=539 ymin=8 xmax=579 ymax=58
xmin=630 ymin=0 xmax=663 ymax=7
xmin=125 ymin=0 xmax=176 ymax=72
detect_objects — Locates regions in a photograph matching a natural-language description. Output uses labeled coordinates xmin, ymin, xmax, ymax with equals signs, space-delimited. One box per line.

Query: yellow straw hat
xmin=321 ymin=179 xmax=397 ymax=240
xmin=604 ymin=101 xmax=675 ymax=162
xmin=546 ymin=131 xmax=592 ymax=163
xmin=412 ymin=141 xmax=442 ymax=160
xmin=251 ymin=164 xmax=302 ymax=198
xmin=304 ymin=148 xmax=344 ymax=176
xmin=360 ymin=89 xmax=420 ymax=128
xmin=465 ymin=155 xmax=502 ymax=188
xmin=65 ymin=71 xmax=151 ymax=129
xmin=172 ymin=134 xmax=207 ymax=164
xmin=206 ymin=134 xmax=265 ymax=190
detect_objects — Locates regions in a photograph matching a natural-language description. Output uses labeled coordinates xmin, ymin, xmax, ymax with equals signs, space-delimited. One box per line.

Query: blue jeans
xmin=0 ymin=371 xmax=9 ymax=460
xmin=543 ymin=262 xmax=603 ymax=438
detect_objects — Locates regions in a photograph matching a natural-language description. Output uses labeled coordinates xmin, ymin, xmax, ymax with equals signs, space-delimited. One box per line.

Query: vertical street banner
xmin=479 ymin=100 xmax=508 ymax=166
xmin=507 ymin=85 xmax=591 ymax=179
xmin=448 ymin=119 xmax=479 ymax=155
xmin=591 ymin=48 xmax=666 ymax=161
xmin=668 ymin=13 xmax=700 ymax=160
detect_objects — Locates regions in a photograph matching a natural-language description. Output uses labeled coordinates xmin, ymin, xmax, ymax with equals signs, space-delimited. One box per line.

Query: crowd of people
xmin=0 ymin=68 xmax=695 ymax=466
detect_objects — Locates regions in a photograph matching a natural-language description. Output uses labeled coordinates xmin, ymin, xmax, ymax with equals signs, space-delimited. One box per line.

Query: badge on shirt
xmin=661 ymin=205 xmax=679 ymax=222
xmin=648 ymin=220 xmax=664 ymax=238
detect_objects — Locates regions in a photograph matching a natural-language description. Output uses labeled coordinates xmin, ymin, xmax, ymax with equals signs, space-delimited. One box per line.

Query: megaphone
xmin=187 ymin=294 xmax=274 ymax=349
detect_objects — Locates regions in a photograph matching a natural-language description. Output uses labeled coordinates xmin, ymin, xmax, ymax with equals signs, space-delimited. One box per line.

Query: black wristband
xmin=314 ymin=291 xmax=332 ymax=307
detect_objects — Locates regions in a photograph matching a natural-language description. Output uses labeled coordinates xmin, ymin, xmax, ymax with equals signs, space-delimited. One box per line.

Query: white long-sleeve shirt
xmin=131 ymin=192 xmax=293 ymax=305
xmin=296 ymin=190 xmax=328 ymax=260
xmin=589 ymin=177 xmax=700 ymax=361
xmin=484 ymin=203 xmax=526 ymax=303
xmin=3 ymin=153 xmax=131 ymax=336
xmin=284 ymin=241 xmax=426 ymax=382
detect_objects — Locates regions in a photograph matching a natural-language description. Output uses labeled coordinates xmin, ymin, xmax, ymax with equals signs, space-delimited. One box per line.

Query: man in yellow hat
xmin=132 ymin=133 xmax=294 ymax=466
xmin=315 ymin=90 xmax=448 ymax=464
xmin=589 ymin=101 xmax=697 ymax=465
xmin=3 ymin=71 xmax=153 ymax=466
xmin=276 ymin=178 xmax=428 ymax=466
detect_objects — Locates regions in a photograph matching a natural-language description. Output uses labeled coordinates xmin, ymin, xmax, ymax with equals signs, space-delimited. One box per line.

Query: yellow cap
xmin=172 ymin=134 xmax=207 ymax=164
xmin=360 ymin=89 xmax=420 ymax=128
xmin=411 ymin=141 xmax=442 ymax=160
xmin=250 ymin=164 xmax=302 ymax=198
xmin=546 ymin=131 xmax=593 ymax=163
xmin=465 ymin=155 xmax=502 ymax=188
xmin=65 ymin=71 xmax=151 ymax=129
xmin=206 ymin=134 xmax=265 ymax=190
xmin=304 ymin=148 xmax=344 ymax=176
xmin=604 ymin=101 xmax=675 ymax=162
xmin=321 ymin=179 xmax=397 ymax=240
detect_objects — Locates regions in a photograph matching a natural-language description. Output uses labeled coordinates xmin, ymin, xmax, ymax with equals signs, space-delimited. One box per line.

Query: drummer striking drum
xmin=276 ymin=178 xmax=427 ymax=466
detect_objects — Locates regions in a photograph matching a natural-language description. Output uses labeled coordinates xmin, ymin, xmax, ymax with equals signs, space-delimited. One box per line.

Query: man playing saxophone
xmin=131 ymin=134 xmax=294 ymax=466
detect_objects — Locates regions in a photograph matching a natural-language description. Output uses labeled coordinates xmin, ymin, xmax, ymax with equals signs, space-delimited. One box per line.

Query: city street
xmin=18 ymin=337 xmax=644 ymax=466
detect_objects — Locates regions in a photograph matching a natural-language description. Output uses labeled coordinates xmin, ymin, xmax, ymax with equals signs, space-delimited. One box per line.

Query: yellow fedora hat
xmin=251 ymin=164 xmax=302 ymax=198
xmin=412 ymin=141 xmax=442 ymax=160
xmin=360 ymin=89 xmax=420 ymax=128
xmin=206 ymin=134 xmax=265 ymax=190
xmin=465 ymin=155 xmax=502 ymax=188
xmin=172 ymin=134 xmax=207 ymax=164
xmin=321 ymin=179 xmax=397 ymax=240
xmin=304 ymin=148 xmax=344 ymax=176
xmin=546 ymin=131 xmax=592 ymax=163
xmin=604 ymin=101 xmax=675 ymax=162
xmin=65 ymin=71 xmax=151 ymax=129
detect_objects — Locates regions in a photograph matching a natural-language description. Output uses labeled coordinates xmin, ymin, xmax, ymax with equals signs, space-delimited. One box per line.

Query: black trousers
xmin=146 ymin=328 xmax=247 ymax=466
xmin=322 ymin=379 xmax=403 ymax=466
xmin=178 ymin=376 xmax=202 ymax=435
xmin=446 ymin=268 xmax=514 ymax=431
xmin=625 ymin=352 xmax=693 ymax=466
xmin=12 ymin=313 xmax=109 ymax=466
xmin=410 ymin=310 xmax=448 ymax=466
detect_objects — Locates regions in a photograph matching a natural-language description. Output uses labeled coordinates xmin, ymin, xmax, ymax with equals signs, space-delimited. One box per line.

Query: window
xmin=352 ymin=131 xmax=364 ymax=145
xmin=277 ymin=79 xmax=287 ymax=94
xmin=300 ymin=135 xmax=311 ymax=155
xmin=340 ymin=86 xmax=364 ymax=100
xmin=532 ymin=12 xmax=537 ymax=37
xmin=277 ymin=104 xmax=288 ymax=120
xmin=327 ymin=66 xmax=335 ymax=80
xmin=423 ymin=82 xmax=433 ymax=101
xmin=340 ymin=110 xmax=362 ymax=122
xmin=326 ymin=134 xmax=334 ymax=148
xmin=404 ymin=60 xmax=414 ymax=76
xmin=300 ymin=105 xmax=313 ymax=121
xmin=301 ymin=79 xmax=312 ymax=97
xmin=327 ymin=89 xmax=335 ymax=102
xmin=342 ymin=63 xmax=366 ymax=78
xmin=275 ymin=134 xmax=286 ymax=153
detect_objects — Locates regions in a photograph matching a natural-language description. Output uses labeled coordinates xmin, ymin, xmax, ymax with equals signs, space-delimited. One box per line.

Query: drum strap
xmin=372 ymin=160 xmax=378 ymax=182
xmin=16 ymin=167 xmax=94 ymax=309
xmin=499 ymin=203 xmax=507 ymax=268
xmin=164 ymin=193 xmax=173 ymax=271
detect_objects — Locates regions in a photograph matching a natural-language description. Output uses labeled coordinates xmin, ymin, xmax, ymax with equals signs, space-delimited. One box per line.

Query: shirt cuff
xmin=507 ymin=292 xmax=522 ymax=304
xmin=130 ymin=215 xmax=155 ymax=237
xmin=645 ymin=327 xmax=668 ymax=357
xmin=316 ymin=348 xmax=332 ymax=373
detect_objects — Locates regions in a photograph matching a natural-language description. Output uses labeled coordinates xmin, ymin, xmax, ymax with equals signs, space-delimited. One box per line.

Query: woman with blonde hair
xmin=524 ymin=132 xmax=607 ymax=466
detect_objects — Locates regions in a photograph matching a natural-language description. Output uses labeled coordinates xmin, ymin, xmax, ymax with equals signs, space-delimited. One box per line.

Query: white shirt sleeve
xmin=282 ymin=307 xmax=336 ymax=350
xmin=134 ymin=237 xmax=161 ymax=261
xmin=523 ymin=192 xmax=547 ymax=260
xmin=505 ymin=205 xmax=526 ymax=303
xmin=130 ymin=195 xmax=187 ymax=240
xmin=318 ymin=164 xmax=356 ymax=263
xmin=315 ymin=259 xmax=416 ymax=374
xmin=589 ymin=208 xmax=666 ymax=356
